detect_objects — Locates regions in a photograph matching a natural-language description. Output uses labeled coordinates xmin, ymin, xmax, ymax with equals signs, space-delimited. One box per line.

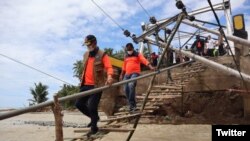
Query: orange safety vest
xmin=81 ymin=49 xmax=106 ymax=87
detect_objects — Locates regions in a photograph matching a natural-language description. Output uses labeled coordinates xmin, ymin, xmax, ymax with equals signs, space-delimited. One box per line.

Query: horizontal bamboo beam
xmin=152 ymin=85 xmax=182 ymax=89
xmin=136 ymin=95 xmax=181 ymax=99
xmin=0 ymin=61 xmax=194 ymax=120
xmin=100 ymin=113 xmax=142 ymax=122
xmin=145 ymin=37 xmax=250 ymax=83
xmin=74 ymin=128 xmax=135 ymax=133
xmin=182 ymin=20 xmax=250 ymax=47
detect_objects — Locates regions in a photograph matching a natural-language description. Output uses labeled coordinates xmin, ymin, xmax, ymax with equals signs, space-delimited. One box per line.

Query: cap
xmin=125 ymin=43 xmax=134 ymax=51
xmin=83 ymin=35 xmax=97 ymax=46
xmin=196 ymin=35 xmax=200 ymax=39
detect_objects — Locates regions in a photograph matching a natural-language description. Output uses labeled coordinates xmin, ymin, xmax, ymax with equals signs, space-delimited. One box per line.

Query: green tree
xmin=57 ymin=84 xmax=80 ymax=109
xmin=73 ymin=60 xmax=83 ymax=82
xmin=104 ymin=48 xmax=114 ymax=56
xmin=28 ymin=82 xmax=49 ymax=105
xmin=113 ymin=49 xmax=125 ymax=60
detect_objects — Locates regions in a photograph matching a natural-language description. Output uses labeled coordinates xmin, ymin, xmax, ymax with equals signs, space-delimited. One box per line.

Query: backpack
xmin=197 ymin=41 xmax=202 ymax=48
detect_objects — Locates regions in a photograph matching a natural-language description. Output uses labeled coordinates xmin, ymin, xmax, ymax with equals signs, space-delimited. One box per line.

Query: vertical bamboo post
xmin=52 ymin=94 xmax=63 ymax=141
xmin=181 ymin=85 xmax=184 ymax=116
xmin=126 ymin=13 xmax=185 ymax=141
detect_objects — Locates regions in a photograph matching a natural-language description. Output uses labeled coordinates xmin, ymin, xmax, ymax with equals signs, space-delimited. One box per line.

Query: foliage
xmin=104 ymin=48 xmax=114 ymax=56
xmin=28 ymin=82 xmax=49 ymax=106
xmin=73 ymin=60 xmax=83 ymax=82
xmin=56 ymin=84 xmax=80 ymax=109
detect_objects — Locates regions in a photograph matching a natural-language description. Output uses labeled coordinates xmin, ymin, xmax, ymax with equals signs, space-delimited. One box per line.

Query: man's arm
xmin=191 ymin=40 xmax=196 ymax=49
xmin=119 ymin=61 xmax=126 ymax=81
xmin=138 ymin=53 xmax=155 ymax=70
xmin=102 ymin=54 xmax=114 ymax=85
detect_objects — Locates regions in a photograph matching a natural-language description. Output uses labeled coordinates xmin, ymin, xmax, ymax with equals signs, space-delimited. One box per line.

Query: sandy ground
xmin=0 ymin=112 xmax=211 ymax=141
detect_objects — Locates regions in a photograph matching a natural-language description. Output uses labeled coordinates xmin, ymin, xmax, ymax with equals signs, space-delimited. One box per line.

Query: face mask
xmin=127 ymin=51 xmax=133 ymax=55
xmin=87 ymin=46 xmax=95 ymax=51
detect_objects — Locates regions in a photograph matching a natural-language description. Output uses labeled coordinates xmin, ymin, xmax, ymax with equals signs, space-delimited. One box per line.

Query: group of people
xmin=75 ymin=34 xmax=228 ymax=136
xmin=191 ymin=35 xmax=227 ymax=57
xmin=75 ymin=35 xmax=155 ymax=136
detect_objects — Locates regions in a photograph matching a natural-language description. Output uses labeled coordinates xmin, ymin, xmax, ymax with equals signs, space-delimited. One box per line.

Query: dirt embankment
xmin=156 ymin=91 xmax=250 ymax=124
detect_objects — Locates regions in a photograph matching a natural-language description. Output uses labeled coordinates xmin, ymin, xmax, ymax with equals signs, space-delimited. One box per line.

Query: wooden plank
xmin=143 ymin=106 xmax=159 ymax=110
xmin=137 ymin=102 xmax=164 ymax=107
xmin=100 ymin=113 xmax=142 ymax=122
xmin=117 ymin=105 xmax=159 ymax=112
xmin=114 ymin=111 xmax=130 ymax=116
xmin=152 ymin=85 xmax=181 ymax=89
xmin=143 ymin=110 xmax=154 ymax=113
xmin=137 ymin=99 xmax=167 ymax=103
xmin=150 ymin=90 xmax=181 ymax=94
xmin=74 ymin=128 xmax=135 ymax=133
xmin=147 ymin=93 xmax=181 ymax=95
xmin=172 ymin=70 xmax=204 ymax=76
xmin=136 ymin=95 xmax=181 ymax=99
xmin=64 ymin=136 xmax=84 ymax=141
xmin=141 ymin=115 xmax=157 ymax=118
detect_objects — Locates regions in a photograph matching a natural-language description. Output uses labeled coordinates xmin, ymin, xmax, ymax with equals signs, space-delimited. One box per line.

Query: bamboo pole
xmin=182 ymin=20 xmax=250 ymax=47
xmin=100 ymin=113 xmax=142 ymax=122
xmin=145 ymin=37 xmax=250 ymax=83
xmin=228 ymin=89 xmax=250 ymax=94
xmin=137 ymin=2 xmax=224 ymax=43
xmin=0 ymin=60 xmax=193 ymax=120
xmin=74 ymin=128 xmax=135 ymax=133
xmin=52 ymin=95 xmax=63 ymax=141
xmin=126 ymin=13 xmax=185 ymax=141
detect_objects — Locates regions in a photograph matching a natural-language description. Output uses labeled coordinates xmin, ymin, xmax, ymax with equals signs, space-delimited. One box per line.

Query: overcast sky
xmin=0 ymin=0 xmax=249 ymax=108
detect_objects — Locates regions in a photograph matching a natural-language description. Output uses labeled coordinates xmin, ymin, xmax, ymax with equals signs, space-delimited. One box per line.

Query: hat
xmin=83 ymin=35 xmax=97 ymax=46
xmin=196 ymin=35 xmax=200 ymax=39
xmin=126 ymin=43 xmax=134 ymax=51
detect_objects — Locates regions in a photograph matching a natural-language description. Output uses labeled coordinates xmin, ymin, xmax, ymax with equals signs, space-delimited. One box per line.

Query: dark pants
xmin=207 ymin=49 xmax=214 ymax=56
xmin=75 ymin=85 xmax=102 ymax=130
xmin=197 ymin=47 xmax=203 ymax=56
xmin=153 ymin=59 xmax=158 ymax=67
xmin=167 ymin=70 xmax=173 ymax=83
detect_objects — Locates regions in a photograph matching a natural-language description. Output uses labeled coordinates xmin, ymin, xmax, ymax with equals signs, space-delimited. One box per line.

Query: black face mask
xmin=89 ymin=47 xmax=99 ymax=57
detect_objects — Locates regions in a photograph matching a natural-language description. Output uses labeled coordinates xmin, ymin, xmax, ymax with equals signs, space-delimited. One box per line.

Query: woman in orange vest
xmin=119 ymin=43 xmax=155 ymax=113
xmin=75 ymin=35 xmax=113 ymax=136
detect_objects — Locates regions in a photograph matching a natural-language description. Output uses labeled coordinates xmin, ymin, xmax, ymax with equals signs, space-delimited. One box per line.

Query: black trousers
xmin=75 ymin=85 xmax=102 ymax=129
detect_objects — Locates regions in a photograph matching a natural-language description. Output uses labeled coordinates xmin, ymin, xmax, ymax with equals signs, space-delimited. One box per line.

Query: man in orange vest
xmin=119 ymin=43 xmax=155 ymax=113
xmin=75 ymin=35 xmax=113 ymax=136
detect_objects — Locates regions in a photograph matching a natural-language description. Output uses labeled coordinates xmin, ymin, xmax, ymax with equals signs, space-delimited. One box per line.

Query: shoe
xmin=86 ymin=116 xmax=100 ymax=127
xmin=87 ymin=127 xmax=99 ymax=137
xmin=87 ymin=122 xmax=92 ymax=127
xmin=129 ymin=107 xmax=138 ymax=113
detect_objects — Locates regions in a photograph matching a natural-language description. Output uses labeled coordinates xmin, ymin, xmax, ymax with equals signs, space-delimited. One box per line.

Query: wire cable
xmin=180 ymin=23 xmax=205 ymax=49
xmin=91 ymin=0 xmax=125 ymax=31
xmin=0 ymin=53 xmax=74 ymax=86
xmin=136 ymin=0 xmax=151 ymax=17
xmin=207 ymin=0 xmax=249 ymax=92
xmin=194 ymin=19 xmax=226 ymax=28
xmin=136 ymin=0 xmax=162 ymax=37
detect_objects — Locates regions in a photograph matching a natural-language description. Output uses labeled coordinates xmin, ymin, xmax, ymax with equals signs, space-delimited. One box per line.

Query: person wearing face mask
xmin=75 ymin=34 xmax=114 ymax=136
xmin=119 ymin=43 xmax=155 ymax=113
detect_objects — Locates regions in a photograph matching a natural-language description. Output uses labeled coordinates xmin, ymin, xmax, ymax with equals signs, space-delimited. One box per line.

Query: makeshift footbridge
xmin=1 ymin=0 xmax=250 ymax=141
